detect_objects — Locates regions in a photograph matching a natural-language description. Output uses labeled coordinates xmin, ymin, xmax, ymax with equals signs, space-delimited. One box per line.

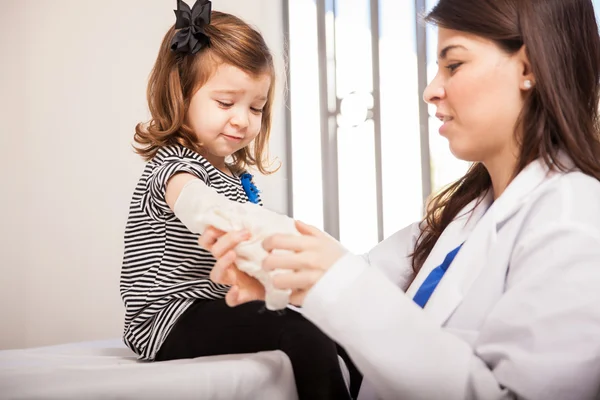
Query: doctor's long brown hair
xmin=412 ymin=0 xmax=600 ymax=273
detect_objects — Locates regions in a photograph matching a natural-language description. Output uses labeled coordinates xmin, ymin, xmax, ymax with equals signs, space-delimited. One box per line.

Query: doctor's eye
xmin=445 ymin=63 xmax=463 ymax=73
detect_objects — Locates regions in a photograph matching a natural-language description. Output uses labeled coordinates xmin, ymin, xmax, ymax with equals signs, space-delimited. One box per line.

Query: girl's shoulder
xmin=152 ymin=144 xmax=204 ymax=164
xmin=149 ymin=144 xmax=215 ymax=173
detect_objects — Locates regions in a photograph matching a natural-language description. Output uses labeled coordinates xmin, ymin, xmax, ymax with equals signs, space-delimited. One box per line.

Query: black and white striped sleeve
xmin=141 ymin=157 xmax=209 ymax=220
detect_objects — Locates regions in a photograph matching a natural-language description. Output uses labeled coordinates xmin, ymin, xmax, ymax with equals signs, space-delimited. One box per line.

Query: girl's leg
xmin=156 ymin=299 xmax=350 ymax=400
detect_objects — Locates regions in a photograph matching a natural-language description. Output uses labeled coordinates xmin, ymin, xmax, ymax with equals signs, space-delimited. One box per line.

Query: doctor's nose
xmin=423 ymin=74 xmax=445 ymax=105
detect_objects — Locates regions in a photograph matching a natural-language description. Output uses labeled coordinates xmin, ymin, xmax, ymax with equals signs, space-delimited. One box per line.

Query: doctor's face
xmin=423 ymin=28 xmax=528 ymax=164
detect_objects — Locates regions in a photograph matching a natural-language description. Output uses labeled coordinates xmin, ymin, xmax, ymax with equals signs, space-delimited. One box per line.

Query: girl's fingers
xmin=198 ymin=226 xmax=225 ymax=250
xmin=225 ymin=284 xmax=264 ymax=307
xmin=289 ymin=289 xmax=308 ymax=307
xmin=210 ymin=250 xmax=236 ymax=284
xmin=225 ymin=285 xmax=240 ymax=307
xmin=236 ymin=285 xmax=265 ymax=304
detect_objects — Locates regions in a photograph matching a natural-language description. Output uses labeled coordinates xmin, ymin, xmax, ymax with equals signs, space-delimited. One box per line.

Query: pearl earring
xmin=524 ymin=80 xmax=532 ymax=89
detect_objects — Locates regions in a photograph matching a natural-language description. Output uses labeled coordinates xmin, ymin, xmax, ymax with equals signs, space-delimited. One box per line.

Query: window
xmin=286 ymin=0 xmax=425 ymax=254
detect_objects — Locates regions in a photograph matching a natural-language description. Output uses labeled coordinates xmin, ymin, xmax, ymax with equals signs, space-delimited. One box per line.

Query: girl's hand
xmin=198 ymin=227 xmax=265 ymax=306
xmin=262 ymin=221 xmax=347 ymax=306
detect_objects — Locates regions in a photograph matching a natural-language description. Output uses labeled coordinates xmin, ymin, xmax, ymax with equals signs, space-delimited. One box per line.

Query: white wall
xmin=0 ymin=0 xmax=287 ymax=350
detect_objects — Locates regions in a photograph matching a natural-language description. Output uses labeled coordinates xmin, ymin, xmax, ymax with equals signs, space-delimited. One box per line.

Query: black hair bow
xmin=170 ymin=0 xmax=212 ymax=55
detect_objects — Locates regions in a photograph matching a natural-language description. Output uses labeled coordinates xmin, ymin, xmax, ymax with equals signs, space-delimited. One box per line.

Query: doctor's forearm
xmin=302 ymin=257 xmax=513 ymax=400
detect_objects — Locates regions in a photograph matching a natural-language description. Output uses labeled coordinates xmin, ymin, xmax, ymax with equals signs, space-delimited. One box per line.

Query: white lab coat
xmin=302 ymin=155 xmax=600 ymax=400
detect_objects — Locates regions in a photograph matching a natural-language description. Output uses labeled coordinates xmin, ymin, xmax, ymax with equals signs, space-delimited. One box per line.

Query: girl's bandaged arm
xmin=166 ymin=173 xmax=236 ymax=232
xmin=166 ymin=173 xmax=297 ymax=310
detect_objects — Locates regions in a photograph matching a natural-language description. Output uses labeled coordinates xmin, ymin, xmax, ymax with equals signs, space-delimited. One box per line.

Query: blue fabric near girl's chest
xmin=240 ymin=172 xmax=260 ymax=204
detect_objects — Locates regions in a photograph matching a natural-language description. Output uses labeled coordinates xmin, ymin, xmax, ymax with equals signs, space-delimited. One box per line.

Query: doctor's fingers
xmin=262 ymin=233 xmax=318 ymax=253
xmin=209 ymin=230 xmax=251 ymax=258
xmin=295 ymin=220 xmax=325 ymax=238
xmin=263 ymin=250 xmax=324 ymax=272
xmin=272 ymin=269 xmax=323 ymax=292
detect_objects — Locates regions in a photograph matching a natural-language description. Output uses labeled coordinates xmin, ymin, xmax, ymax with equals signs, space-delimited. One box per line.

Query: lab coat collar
xmin=406 ymin=154 xmax=571 ymax=325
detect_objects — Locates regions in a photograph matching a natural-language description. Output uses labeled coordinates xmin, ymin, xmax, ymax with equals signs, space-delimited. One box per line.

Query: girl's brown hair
xmin=412 ymin=0 xmax=600 ymax=273
xmin=134 ymin=11 xmax=277 ymax=175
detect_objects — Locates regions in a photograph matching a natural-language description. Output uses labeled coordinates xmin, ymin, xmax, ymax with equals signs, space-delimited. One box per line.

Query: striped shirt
xmin=120 ymin=145 xmax=261 ymax=360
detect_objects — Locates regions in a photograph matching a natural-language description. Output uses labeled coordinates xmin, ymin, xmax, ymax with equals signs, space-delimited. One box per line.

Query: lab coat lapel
xmin=407 ymin=157 xmax=559 ymax=325
xmin=422 ymin=201 xmax=497 ymax=325
xmin=404 ymin=191 xmax=494 ymax=325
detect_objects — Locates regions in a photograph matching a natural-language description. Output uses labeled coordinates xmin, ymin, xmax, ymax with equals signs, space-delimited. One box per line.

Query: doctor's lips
xmin=436 ymin=113 xmax=454 ymax=123
xmin=436 ymin=113 xmax=453 ymax=134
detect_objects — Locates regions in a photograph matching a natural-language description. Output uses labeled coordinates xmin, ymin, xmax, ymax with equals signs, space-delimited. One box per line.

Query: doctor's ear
xmin=516 ymin=46 xmax=535 ymax=91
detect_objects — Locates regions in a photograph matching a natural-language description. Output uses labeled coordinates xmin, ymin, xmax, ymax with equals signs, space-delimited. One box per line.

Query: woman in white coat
xmin=199 ymin=0 xmax=600 ymax=398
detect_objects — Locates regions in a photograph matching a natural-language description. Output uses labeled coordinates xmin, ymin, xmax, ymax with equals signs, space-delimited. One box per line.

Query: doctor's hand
xmin=198 ymin=227 xmax=265 ymax=307
xmin=263 ymin=221 xmax=347 ymax=306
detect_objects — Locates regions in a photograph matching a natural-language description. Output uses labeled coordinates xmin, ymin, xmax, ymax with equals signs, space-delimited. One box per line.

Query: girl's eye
xmin=217 ymin=101 xmax=233 ymax=108
xmin=250 ymin=107 xmax=264 ymax=114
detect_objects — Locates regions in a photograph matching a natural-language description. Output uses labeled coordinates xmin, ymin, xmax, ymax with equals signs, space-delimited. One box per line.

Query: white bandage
xmin=174 ymin=179 xmax=297 ymax=310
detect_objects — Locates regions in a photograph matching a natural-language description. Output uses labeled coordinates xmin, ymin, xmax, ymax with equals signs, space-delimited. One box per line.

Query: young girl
xmin=120 ymin=1 xmax=353 ymax=398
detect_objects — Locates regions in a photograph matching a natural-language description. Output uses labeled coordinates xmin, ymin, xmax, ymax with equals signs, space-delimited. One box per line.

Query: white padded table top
xmin=0 ymin=339 xmax=298 ymax=400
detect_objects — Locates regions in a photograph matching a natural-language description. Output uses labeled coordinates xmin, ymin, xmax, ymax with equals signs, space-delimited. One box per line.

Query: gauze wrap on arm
xmin=173 ymin=179 xmax=297 ymax=310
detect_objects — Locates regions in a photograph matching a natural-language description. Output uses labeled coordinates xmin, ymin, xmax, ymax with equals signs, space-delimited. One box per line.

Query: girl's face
xmin=187 ymin=63 xmax=271 ymax=168
xmin=423 ymin=28 xmax=533 ymax=167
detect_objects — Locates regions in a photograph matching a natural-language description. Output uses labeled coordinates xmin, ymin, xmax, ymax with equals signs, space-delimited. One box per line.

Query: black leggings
xmin=156 ymin=300 xmax=360 ymax=399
